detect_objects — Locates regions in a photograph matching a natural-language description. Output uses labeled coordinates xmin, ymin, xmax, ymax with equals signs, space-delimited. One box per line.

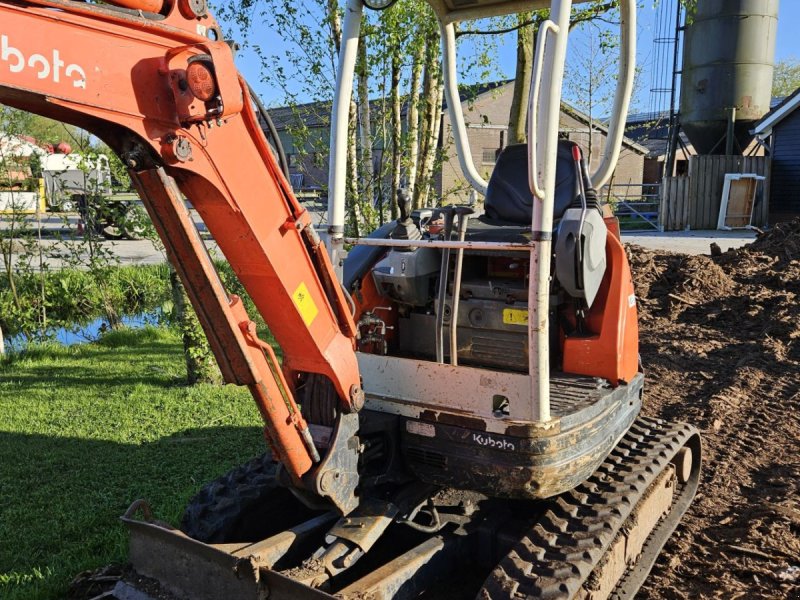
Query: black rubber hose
xmin=247 ymin=82 xmax=290 ymax=181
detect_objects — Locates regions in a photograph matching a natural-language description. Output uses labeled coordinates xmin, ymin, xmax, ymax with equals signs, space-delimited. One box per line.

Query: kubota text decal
xmin=1 ymin=35 xmax=87 ymax=89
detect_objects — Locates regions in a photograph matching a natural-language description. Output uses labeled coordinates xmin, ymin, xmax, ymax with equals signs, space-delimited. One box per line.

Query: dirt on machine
xmin=0 ymin=0 xmax=702 ymax=599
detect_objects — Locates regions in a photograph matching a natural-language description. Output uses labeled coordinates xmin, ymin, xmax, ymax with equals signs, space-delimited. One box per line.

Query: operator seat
xmin=483 ymin=141 xmax=592 ymax=226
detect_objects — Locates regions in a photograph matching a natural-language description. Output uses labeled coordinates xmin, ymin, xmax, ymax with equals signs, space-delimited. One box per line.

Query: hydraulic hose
xmin=247 ymin=82 xmax=290 ymax=182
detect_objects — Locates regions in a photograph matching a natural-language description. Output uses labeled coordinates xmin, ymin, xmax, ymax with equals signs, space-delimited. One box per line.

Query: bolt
xmin=348 ymin=385 xmax=365 ymax=412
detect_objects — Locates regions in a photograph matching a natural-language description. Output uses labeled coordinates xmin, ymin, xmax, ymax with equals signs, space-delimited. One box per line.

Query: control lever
xmin=449 ymin=206 xmax=475 ymax=366
xmin=435 ymin=206 xmax=456 ymax=364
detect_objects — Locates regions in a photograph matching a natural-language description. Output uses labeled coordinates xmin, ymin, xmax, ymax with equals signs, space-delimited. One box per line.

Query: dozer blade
xmin=120 ymin=502 xmax=335 ymax=600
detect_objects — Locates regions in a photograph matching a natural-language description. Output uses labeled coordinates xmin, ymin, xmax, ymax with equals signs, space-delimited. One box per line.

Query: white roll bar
xmin=326 ymin=0 xmax=636 ymax=425
xmin=440 ymin=21 xmax=489 ymax=196
xmin=526 ymin=0 xmax=573 ymax=423
xmin=591 ymin=0 xmax=636 ymax=188
xmin=327 ymin=0 xmax=363 ymax=267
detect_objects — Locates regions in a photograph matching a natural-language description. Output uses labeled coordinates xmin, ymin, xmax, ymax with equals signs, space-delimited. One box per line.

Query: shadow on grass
xmin=0 ymin=425 xmax=264 ymax=600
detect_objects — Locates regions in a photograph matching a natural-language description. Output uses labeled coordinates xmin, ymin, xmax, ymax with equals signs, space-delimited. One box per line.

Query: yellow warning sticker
xmin=502 ymin=308 xmax=528 ymax=326
xmin=292 ymin=282 xmax=319 ymax=327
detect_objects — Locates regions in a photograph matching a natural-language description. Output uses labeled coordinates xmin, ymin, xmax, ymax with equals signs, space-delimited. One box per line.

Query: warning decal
xmin=292 ymin=282 xmax=319 ymax=327
xmin=502 ymin=308 xmax=529 ymax=326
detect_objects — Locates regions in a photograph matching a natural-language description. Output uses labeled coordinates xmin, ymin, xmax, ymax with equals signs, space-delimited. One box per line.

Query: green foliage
xmin=0 ymin=106 xmax=82 ymax=147
xmin=94 ymin=325 xmax=167 ymax=348
xmin=215 ymin=0 xmax=499 ymax=217
xmin=772 ymin=58 xmax=800 ymax=98
xmin=0 ymin=264 xmax=171 ymax=339
xmin=0 ymin=328 xmax=265 ymax=600
xmin=169 ymin=268 xmax=221 ymax=385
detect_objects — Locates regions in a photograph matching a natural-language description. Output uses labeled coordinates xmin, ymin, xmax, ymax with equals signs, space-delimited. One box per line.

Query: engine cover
xmin=372 ymin=248 xmax=439 ymax=306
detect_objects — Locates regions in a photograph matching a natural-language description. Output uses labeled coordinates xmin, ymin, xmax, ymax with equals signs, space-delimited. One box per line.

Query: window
xmin=482 ymin=148 xmax=499 ymax=164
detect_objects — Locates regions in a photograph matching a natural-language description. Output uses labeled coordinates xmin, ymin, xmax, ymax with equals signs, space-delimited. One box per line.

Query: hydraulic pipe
xmin=435 ymin=207 xmax=456 ymax=364
xmin=327 ymin=0 xmax=363 ymax=274
xmin=449 ymin=207 xmax=474 ymax=366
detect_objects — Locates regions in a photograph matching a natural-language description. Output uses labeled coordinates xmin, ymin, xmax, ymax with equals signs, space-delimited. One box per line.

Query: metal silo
xmin=680 ymin=0 xmax=779 ymax=155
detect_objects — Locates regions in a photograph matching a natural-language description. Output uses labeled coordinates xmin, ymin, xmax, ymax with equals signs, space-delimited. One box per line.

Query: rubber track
xmin=479 ymin=417 xmax=700 ymax=600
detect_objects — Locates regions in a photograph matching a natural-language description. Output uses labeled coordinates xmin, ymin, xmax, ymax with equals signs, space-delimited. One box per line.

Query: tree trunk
xmin=346 ymin=100 xmax=362 ymax=236
xmin=327 ymin=0 xmax=342 ymax=53
xmin=415 ymin=30 xmax=443 ymax=208
xmin=508 ymin=14 xmax=536 ymax=145
xmin=390 ymin=50 xmax=402 ymax=221
xmin=405 ymin=37 xmax=425 ymax=198
xmin=357 ymin=41 xmax=374 ymax=210
xmin=169 ymin=268 xmax=221 ymax=385
xmin=418 ymin=78 xmax=443 ymax=207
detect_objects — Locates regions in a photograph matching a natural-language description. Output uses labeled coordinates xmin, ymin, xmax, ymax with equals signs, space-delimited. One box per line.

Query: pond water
xmin=6 ymin=311 xmax=162 ymax=351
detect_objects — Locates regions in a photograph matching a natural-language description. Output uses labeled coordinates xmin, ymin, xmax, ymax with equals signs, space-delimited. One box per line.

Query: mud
xmin=629 ymin=222 xmax=800 ymax=599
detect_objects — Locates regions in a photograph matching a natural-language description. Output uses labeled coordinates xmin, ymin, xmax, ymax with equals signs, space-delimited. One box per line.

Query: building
xmin=752 ymin=87 xmax=800 ymax=222
xmin=626 ymin=97 xmax=788 ymax=186
xmin=268 ymin=80 xmax=647 ymax=206
xmin=625 ymin=112 xmax=695 ymax=184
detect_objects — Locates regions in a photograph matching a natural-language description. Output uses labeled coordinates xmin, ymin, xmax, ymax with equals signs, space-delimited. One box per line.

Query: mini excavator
xmin=0 ymin=0 xmax=701 ymax=598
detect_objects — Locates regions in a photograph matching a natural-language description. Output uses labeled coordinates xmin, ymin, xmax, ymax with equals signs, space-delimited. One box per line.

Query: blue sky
xmin=227 ymin=1 xmax=799 ymax=111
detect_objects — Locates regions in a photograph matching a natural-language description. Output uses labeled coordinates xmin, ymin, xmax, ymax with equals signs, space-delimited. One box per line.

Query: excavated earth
xmin=630 ymin=219 xmax=800 ymax=599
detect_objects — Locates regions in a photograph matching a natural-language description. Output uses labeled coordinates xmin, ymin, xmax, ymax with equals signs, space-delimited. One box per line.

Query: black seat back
xmin=483 ymin=141 xmax=583 ymax=225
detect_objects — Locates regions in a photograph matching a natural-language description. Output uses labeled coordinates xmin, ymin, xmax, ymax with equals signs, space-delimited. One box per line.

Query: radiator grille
xmin=406 ymin=447 xmax=447 ymax=470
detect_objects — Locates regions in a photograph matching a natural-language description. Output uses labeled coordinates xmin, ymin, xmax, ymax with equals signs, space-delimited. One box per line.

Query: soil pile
xmin=629 ymin=223 xmax=800 ymax=599
xmin=746 ymin=219 xmax=800 ymax=259
xmin=627 ymin=250 xmax=738 ymax=318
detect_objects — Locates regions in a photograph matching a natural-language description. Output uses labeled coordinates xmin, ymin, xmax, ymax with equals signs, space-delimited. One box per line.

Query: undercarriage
xmin=119 ymin=417 xmax=700 ymax=600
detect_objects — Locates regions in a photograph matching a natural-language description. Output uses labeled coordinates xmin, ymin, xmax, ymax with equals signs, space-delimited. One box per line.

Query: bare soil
xmin=630 ymin=219 xmax=800 ymax=599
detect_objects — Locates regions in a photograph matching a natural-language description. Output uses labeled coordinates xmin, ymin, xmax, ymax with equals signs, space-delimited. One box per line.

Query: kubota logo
xmin=1 ymin=35 xmax=87 ymax=89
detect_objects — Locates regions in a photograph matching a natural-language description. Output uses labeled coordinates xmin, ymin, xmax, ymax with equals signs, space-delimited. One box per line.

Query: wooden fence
xmin=659 ymin=176 xmax=689 ymax=231
xmin=659 ymin=155 xmax=770 ymax=230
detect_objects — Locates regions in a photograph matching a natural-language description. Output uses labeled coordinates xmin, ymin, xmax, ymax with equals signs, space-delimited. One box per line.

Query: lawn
xmin=0 ymin=327 xmax=267 ymax=599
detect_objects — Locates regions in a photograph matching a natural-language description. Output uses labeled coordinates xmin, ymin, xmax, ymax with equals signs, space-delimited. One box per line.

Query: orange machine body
xmin=561 ymin=228 xmax=640 ymax=385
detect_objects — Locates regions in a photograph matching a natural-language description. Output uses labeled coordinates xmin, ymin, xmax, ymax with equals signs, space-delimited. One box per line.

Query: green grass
xmin=0 ymin=327 xmax=266 ymax=599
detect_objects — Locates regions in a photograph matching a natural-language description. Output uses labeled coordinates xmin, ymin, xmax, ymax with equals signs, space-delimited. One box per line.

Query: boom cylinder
xmin=103 ymin=0 xmax=165 ymax=13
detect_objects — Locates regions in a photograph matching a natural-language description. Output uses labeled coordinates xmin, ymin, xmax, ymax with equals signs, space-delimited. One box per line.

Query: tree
xmin=563 ymin=26 xmax=619 ymax=165
xmin=497 ymin=1 xmax=620 ymax=145
xmin=772 ymin=58 xmax=800 ymax=98
xmin=215 ymin=0 xmax=474 ymax=222
xmin=0 ymin=107 xmax=83 ymax=148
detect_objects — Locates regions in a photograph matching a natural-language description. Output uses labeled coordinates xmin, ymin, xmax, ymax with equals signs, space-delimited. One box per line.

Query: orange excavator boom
xmin=0 ymin=0 xmax=362 ymax=512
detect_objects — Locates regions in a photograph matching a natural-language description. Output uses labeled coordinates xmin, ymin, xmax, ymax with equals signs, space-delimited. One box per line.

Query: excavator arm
xmin=0 ymin=0 xmax=363 ymax=513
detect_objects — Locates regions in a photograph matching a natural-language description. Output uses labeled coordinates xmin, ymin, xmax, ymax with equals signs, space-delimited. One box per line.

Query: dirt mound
xmin=629 ymin=227 xmax=800 ymax=600
xmin=627 ymin=246 xmax=738 ymax=318
xmin=747 ymin=219 xmax=800 ymax=259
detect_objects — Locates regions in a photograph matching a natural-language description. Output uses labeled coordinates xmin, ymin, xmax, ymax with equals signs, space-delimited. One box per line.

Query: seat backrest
xmin=483 ymin=141 xmax=584 ymax=225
